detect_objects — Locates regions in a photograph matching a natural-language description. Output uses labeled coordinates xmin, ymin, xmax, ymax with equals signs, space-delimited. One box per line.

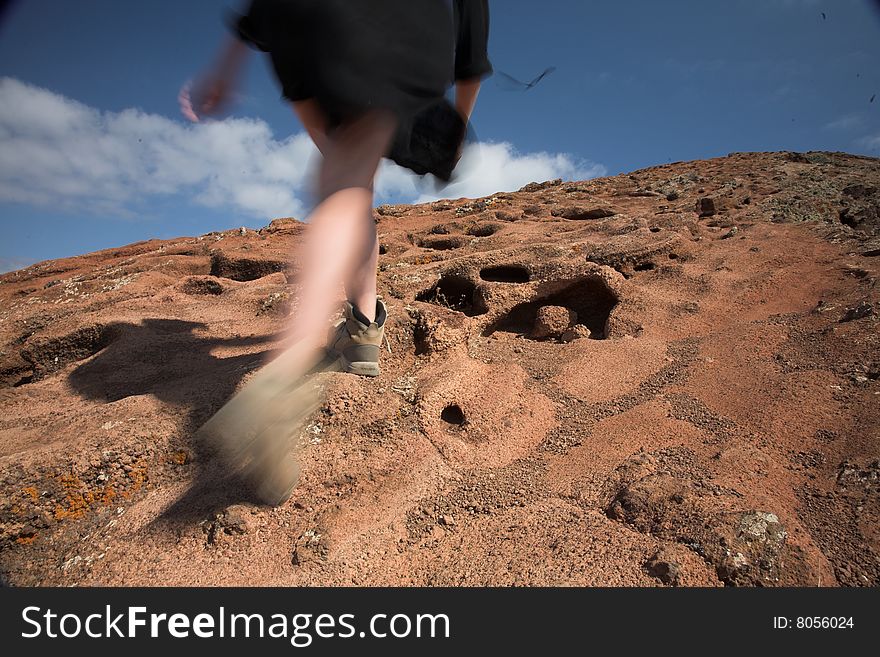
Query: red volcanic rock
xmin=530 ymin=305 xmax=576 ymax=339
xmin=0 ymin=151 xmax=878 ymax=587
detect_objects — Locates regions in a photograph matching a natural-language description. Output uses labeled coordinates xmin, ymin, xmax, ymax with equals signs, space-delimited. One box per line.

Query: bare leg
xmin=195 ymin=110 xmax=396 ymax=506
xmin=279 ymin=110 xmax=395 ymax=354
xmin=344 ymin=207 xmax=380 ymax=323
xmin=291 ymin=100 xmax=382 ymax=323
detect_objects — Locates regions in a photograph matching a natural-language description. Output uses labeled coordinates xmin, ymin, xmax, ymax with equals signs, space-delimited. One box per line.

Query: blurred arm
xmin=454 ymin=77 xmax=482 ymax=123
xmin=452 ymin=0 xmax=490 ymax=123
xmin=215 ymin=34 xmax=250 ymax=80
xmin=292 ymin=99 xmax=330 ymax=155
xmin=184 ymin=36 xmax=250 ymax=120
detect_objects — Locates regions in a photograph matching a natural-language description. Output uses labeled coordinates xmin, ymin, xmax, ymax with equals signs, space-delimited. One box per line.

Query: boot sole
xmin=339 ymin=354 xmax=380 ymax=377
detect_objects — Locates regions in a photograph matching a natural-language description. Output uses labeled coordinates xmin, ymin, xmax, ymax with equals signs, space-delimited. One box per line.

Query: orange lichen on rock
xmin=167 ymin=450 xmax=190 ymax=465
xmin=127 ymin=465 xmax=148 ymax=491
xmin=54 ymin=489 xmax=93 ymax=520
xmin=52 ymin=473 xmax=100 ymax=520
xmin=96 ymin=484 xmax=117 ymax=506
xmin=1 ymin=151 xmax=878 ymax=587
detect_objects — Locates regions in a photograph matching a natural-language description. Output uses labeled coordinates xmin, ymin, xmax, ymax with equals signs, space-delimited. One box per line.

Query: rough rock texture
xmin=0 ymin=151 xmax=878 ymax=586
xmin=530 ymin=306 xmax=576 ymax=339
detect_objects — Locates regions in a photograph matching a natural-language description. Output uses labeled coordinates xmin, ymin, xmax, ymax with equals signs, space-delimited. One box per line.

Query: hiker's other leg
xmin=283 ymin=110 xmax=396 ymax=349
xmin=344 ymin=200 xmax=380 ymax=323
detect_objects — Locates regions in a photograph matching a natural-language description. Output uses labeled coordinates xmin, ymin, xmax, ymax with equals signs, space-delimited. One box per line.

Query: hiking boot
xmin=194 ymin=343 xmax=327 ymax=507
xmin=326 ymin=296 xmax=388 ymax=377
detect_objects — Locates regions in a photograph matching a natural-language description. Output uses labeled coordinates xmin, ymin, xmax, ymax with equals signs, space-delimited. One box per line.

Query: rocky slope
xmin=1 ymin=150 xmax=878 ymax=586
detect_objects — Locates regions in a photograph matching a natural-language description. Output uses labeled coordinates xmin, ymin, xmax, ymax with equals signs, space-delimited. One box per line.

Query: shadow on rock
xmin=67 ymin=318 xmax=290 ymax=532
xmin=68 ymin=318 xmax=281 ymax=429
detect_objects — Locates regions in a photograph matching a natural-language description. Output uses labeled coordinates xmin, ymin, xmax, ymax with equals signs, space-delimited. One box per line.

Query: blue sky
xmin=1 ymin=0 xmax=879 ymax=272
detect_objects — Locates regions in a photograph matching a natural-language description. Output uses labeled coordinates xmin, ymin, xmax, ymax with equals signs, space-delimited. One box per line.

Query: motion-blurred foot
xmin=194 ymin=344 xmax=325 ymax=506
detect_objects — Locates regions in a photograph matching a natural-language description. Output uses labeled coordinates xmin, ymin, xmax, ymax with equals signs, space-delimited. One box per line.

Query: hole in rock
xmin=668 ymin=253 xmax=679 ymax=260
xmin=416 ymin=276 xmax=484 ymax=316
xmin=479 ymin=265 xmax=531 ymax=283
xmin=20 ymin=324 xmax=120 ymax=381
xmin=379 ymin=243 xmax=388 ymax=255
xmin=417 ymin=236 xmax=467 ymax=251
xmin=483 ymin=276 xmax=618 ymax=340
xmin=441 ymin=403 xmax=466 ymax=426
xmin=634 ymin=261 xmax=656 ymax=272
xmin=649 ymin=227 xmax=661 ymax=233
xmin=466 ymin=223 xmax=501 ymax=237
xmin=182 ymin=277 xmax=224 ymax=295
xmin=838 ymin=209 xmax=861 ymax=228
xmin=210 ymin=254 xmax=287 ymax=282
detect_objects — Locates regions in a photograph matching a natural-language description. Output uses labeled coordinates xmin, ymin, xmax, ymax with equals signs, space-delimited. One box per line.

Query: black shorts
xmin=231 ymin=0 xmax=491 ymax=180
xmin=233 ymin=0 xmax=453 ymax=119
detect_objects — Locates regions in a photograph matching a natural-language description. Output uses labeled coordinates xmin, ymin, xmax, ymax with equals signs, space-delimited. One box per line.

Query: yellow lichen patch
xmin=22 ymin=486 xmax=39 ymax=501
xmin=96 ymin=485 xmax=117 ymax=506
xmin=128 ymin=466 xmax=148 ymax=491
xmin=57 ymin=473 xmax=80 ymax=489
xmin=408 ymin=254 xmax=444 ymax=266
xmin=53 ymin=473 xmax=94 ymax=520
xmin=16 ymin=533 xmax=38 ymax=545
xmin=48 ymin=471 xmax=122 ymax=521
xmin=167 ymin=450 xmax=190 ymax=465
xmin=53 ymin=491 xmax=94 ymax=520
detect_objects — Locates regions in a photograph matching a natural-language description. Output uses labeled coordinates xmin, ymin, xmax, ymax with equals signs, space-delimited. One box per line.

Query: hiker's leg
xmin=343 ymin=200 xmax=380 ymax=323
xmin=282 ymin=110 xmax=395 ymax=352
xmin=214 ymin=111 xmax=394 ymax=505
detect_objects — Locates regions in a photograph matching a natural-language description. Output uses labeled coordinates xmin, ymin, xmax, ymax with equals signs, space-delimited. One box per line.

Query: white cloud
xmin=857 ymin=133 xmax=880 ymax=151
xmin=0 ymin=77 xmax=605 ymax=221
xmin=0 ymin=77 xmax=315 ymax=219
xmin=824 ymin=113 xmax=864 ymax=131
xmin=386 ymin=141 xmax=605 ymax=203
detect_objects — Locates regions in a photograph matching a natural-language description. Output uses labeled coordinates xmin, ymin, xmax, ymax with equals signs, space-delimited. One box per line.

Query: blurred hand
xmin=180 ymin=37 xmax=249 ymax=123
xmin=178 ymin=81 xmax=199 ymax=122
xmin=179 ymin=76 xmax=233 ymax=122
